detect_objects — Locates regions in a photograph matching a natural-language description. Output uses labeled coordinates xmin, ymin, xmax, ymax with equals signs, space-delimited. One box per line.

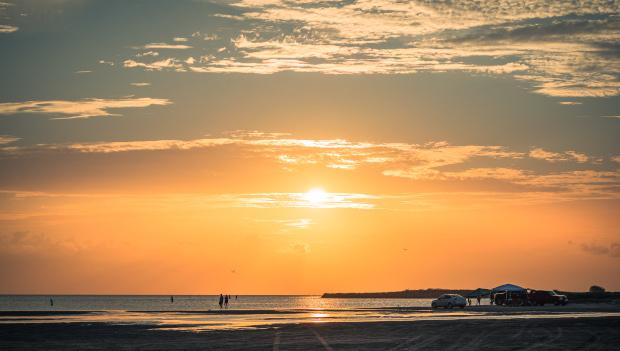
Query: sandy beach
xmin=2 ymin=305 xmax=620 ymax=350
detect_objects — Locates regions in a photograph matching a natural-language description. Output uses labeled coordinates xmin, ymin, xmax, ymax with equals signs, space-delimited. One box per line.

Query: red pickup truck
xmin=528 ymin=290 xmax=568 ymax=306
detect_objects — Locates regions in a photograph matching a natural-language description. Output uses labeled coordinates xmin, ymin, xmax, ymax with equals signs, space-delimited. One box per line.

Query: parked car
xmin=528 ymin=290 xmax=568 ymax=306
xmin=431 ymin=294 xmax=467 ymax=309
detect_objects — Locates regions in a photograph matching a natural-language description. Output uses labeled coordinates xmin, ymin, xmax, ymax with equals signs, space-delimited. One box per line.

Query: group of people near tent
xmin=466 ymin=284 xmax=555 ymax=307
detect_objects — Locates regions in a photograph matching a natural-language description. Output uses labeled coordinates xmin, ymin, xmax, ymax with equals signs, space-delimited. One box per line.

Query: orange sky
xmin=0 ymin=134 xmax=618 ymax=293
xmin=0 ymin=1 xmax=619 ymax=294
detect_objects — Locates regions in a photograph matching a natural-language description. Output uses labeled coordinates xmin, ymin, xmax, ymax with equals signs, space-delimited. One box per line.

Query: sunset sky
xmin=0 ymin=0 xmax=619 ymax=294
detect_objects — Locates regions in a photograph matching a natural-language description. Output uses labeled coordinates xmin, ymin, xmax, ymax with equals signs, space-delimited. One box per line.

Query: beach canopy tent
xmin=466 ymin=288 xmax=491 ymax=298
xmin=491 ymin=284 xmax=526 ymax=293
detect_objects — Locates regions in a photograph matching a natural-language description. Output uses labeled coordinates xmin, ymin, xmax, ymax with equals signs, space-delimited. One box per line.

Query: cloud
xmin=1 ymin=132 xmax=614 ymax=202
xmin=0 ymin=135 xmax=19 ymax=145
xmin=0 ymin=97 xmax=172 ymax=119
xmin=256 ymin=218 xmax=314 ymax=230
xmin=529 ymin=148 xmax=588 ymax=163
xmin=0 ymin=24 xmax=18 ymax=33
xmin=120 ymin=1 xmax=620 ymax=97
xmin=581 ymin=242 xmax=620 ymax=258
xmin=124 ymin=58 xmax=184 ymax=71
xmin=232 ymin=192 xmax=376 ymax=209
xmin=75 ymin=70 xmax=92 ymax=74
xmin=130 ymin=82 xmax=151 ymax=87
xmin=136 ymin=51 xmax=159 ymax=57
xmin=142 ymin=43 xmax=192 ymax=50
xmin=559 ymin=101 xmax=582 ymax=105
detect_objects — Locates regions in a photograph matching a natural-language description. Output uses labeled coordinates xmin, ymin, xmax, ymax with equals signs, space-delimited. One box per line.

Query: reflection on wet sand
xmin=2 ymin=305 xmax=620 ymax=331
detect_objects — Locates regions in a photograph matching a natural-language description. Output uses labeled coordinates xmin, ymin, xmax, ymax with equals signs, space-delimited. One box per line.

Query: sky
xmin=0 ymin=0 xmax=619 ymax=294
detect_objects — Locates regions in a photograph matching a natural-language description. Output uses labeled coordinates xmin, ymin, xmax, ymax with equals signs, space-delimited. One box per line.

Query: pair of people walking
xmin=219 ymin=294 xmax=230 ymax=308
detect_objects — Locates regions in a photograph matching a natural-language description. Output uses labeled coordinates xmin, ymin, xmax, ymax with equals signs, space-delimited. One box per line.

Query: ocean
xmin=6 ymin=295 xmax=606 ymax=332
xmin=0 ymin=295 xmax=433 ymax=311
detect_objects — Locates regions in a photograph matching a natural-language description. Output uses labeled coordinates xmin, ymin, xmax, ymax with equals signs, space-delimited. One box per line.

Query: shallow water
xmin=0 ymin=295 xmax=439 ymax=311
xmin=2 ymin=295 xmax=617 ymax=331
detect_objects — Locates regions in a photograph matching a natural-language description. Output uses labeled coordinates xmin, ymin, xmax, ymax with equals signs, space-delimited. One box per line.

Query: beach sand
xmin=2 ymin=311 xmax=620 ymax=350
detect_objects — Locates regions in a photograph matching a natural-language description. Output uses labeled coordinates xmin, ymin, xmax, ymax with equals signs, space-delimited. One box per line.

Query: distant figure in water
xmin=467 ymin=298 xmax=471 ymax=306
xmin=224 ymin=294 xmax=229 ymax=307
xmin=477 ymin=296 xmax=481 ymax=305
xmin=235 ymin=295 xmax=238 ymax=300
xmin=219 ymin=294 xmax=224 ymax=308
xmin=170 ymin=295 xmax=174 ymax=303
xmin=50 ymin=298 xmax=53 ymax=306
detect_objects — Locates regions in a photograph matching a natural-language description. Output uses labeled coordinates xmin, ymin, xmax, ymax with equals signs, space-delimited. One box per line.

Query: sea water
xmin=0 ymin=295 xmax=616 ymax=330
xmin=0 ymin=295 xmax=433 ymax=311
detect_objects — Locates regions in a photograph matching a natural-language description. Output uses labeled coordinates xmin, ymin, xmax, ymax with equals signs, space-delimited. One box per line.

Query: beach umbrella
xmin=465 ymin=288 xmax=491 ymax=298
xmin=491 ymin=284 xmax=526 ymax=293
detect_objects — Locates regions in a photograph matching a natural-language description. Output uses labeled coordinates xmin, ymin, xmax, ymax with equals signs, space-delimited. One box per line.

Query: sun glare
xmin=304 ymin=188 xmax=328 ymax=204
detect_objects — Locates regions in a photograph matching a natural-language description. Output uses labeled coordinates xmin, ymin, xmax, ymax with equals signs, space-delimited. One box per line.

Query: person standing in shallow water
xmin=50 ymin=298 xmax=53 ymax=306
xmin=170 ymin=295 xmax=174 ymax=303
xmin=219 ymin=294 xmax=224 ymax=308
xmin=224 ymin=294 xmax=229 ymax=308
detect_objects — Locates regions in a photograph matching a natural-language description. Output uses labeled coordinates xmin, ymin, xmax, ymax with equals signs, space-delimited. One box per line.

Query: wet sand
xmin=2 ymin=314 xmax=620 ymax=350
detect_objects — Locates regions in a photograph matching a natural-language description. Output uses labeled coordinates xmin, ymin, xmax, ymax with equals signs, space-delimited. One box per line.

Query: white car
xmin=431 ymin=294 xmax=467 ymax=309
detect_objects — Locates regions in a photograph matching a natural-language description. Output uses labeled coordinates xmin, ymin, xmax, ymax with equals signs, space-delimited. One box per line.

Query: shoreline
xmin=2 ymin=302 xmax=619 ymax=314
xmin=2 ymin=316 xmax=620 ymax=350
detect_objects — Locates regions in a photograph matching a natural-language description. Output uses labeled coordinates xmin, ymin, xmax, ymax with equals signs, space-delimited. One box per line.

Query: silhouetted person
xmin=235 ymin=295 xmax=238 ymax=300
xmin=477 ymin=296 xmax=481 ymax=305
xmin=219 ymin=294 xmax=224 ymax=308
xmin=224 ymin=294 xmax=229 ymax=307
xmin=170 ymin=295 xmax=174 ymax=303
xmin=50 ymin=298 xmax=53 ymax=306
xmin=467 ymin=298 xmax=471 ymax=306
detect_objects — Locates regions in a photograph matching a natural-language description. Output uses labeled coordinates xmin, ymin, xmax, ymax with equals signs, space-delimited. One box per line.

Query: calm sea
xmin=1 ymin=296 xmax=614 ymax=330
xmin=0 ymin=295 xmax=433 ymax=311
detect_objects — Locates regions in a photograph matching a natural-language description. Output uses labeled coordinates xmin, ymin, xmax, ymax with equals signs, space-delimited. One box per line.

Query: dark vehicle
xmin=492 ymin=291 xmax=528 ymax=306
xmin=528 ymin=290 xmax=568 ymax=306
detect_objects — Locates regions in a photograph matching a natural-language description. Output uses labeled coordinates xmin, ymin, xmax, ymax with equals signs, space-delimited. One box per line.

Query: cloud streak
xmin=0 ymin=97 xmax=172 ymax=119
xmin=581 ymin=242 xmax=620 ymax=258
xmin=0 ymin=132 xmax=617 ymax=201
xmin=0 ymin=24 xmax=17 ymax=33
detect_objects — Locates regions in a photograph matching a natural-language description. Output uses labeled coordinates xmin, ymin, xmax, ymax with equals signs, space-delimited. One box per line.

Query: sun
xmin=304 ymin=188 xmax=328 ymax=204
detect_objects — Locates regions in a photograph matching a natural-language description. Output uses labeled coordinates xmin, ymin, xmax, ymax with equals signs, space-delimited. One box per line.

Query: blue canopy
xmin=491 ymin=284 xmax=526 ymax=293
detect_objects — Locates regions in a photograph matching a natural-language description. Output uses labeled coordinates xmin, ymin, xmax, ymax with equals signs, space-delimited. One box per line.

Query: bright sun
xmin=304 ymin=188 xmax=328 ymax=203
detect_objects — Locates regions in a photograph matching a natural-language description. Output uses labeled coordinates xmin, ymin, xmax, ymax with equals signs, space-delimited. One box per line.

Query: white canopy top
xmin=492 ymin=284 xmax=526 ymax=293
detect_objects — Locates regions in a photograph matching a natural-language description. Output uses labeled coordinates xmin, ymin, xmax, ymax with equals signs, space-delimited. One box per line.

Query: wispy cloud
xmin=0 ymin=135 xmax=19 ymax=145
xmin=257 ymin=218 xmax=314 ymax=230
xmin=529 ymin=148 xmax=588 ymax=163
xmin=0 ymin=2 xmax=17 ymax=33
xmin=142 ymin=43 xmax=192 ymax=50
xmin=124 ymin=58 xmax=184 ymax=71
xmin=1 ymin=132 xmax=615 ymax=201
xmin=130 ymin=82 xmax=151 ymax=87
xmin=121 ymin=0 xmax=620 ymax=97
xmin=0 ymin=97 xmax=172 ymax=119
xmin=581 ymin=242 xmax=620 ymax=258
xmin=0 ymin=24 xmax=17 ymax=33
